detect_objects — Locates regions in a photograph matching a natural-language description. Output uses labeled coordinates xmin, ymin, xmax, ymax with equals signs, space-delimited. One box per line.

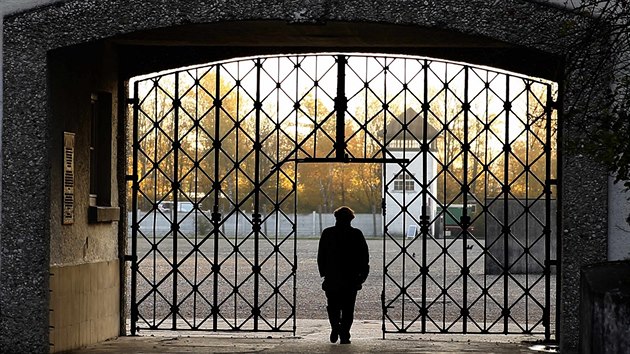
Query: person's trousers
xmin=325 ymin=288 xmax=358 ymax=341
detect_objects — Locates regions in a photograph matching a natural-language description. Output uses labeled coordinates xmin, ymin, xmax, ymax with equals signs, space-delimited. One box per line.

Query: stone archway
xmin=1 ymin=1 xmax=608 ymax=352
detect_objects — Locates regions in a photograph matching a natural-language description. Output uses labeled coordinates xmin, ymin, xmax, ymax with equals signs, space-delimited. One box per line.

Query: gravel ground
xmin=128 ymin=236 xmax=556 ymax=335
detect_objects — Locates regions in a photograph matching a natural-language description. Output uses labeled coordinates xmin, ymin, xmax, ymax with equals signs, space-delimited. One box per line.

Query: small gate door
xmin=378 ymin=59 xmax=558 ymax=340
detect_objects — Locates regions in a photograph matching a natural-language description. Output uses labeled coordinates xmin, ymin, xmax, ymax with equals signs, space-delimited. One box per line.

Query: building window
xmin=390 ymin=139 xmax=421 ymax=150
xmin=89 ymin=92 xmax=113 ymax=207
xmin=393 ymin=172 xmax=415 ymax=191
xmin=87 ymin=91 xmax=120 ymax=223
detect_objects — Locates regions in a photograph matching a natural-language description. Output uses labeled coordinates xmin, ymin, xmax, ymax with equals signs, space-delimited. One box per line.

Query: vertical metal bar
xmin=152 ymin=79 xmax=159 ymax=327
xmin=236 ymin=63 xmax=244 ymax=329
xmin=544 ymin=84 xmax=553 ymax=341
xmin=335 ymin=55 xmax=347 ymax=159
xmin=442 ymin=63 xmax=448 ymax=330
xmin=292 ymin=57 xmax=300 ymax=335
xmin=253 ymin=58 xmax=262 ymax=331
xmin=193 ymin=69 xmax=199 ymax=330
xmin=313 ymin=56 xmax=318 ymax=155
xmin=277 ymin=56 xmax=286 ymax=331
xmin=555 ymin=81 xmax=563 ymax=342
xmin=130 ymin=81 xmax=139 ymax=335
xmin=212 ymin=65 xmax=221 ymax=331
xmin=400 ymin=58 xmax=409 ymax=332
xmin=152 ymin=80 xmax=159 ymax=327
xmin=381 ymin=56 xmax=387 ymax=338
xmin=462 ymin=66 xmax=469 ymax=333
xmin=421 ymin=59 xmax=429 ymax=333
xmin=278 ymin=57 xmax=296 ymax=330
xmin=233 ymin=62 xmax=241 ymax=329
xmin=172 ymin=72 xmax=180 ymax=330
xmin=363 ymin=57 xmax=368 ymax=159
xmin=524 ymin=80 xmax=531 ymax=333
xmin=503 ymin=75 xmax=510 ymax=334
xmin=293 ymin=159 xmax=298 ymax=335
xmin=483 ymin=71 xmax=490 ymax=333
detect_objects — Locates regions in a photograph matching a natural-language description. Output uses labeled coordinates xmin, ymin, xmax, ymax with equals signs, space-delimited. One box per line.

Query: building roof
xmin=384 ymin=108 xmax=440 ymax=142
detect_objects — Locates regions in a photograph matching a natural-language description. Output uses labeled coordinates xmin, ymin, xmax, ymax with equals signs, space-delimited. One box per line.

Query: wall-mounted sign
xmin=63 ymin=132 xmax=75 ymax=225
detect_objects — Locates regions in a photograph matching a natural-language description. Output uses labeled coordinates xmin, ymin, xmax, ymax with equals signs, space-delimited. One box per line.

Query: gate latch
xmin=123 ymin=255 xmax=137 ymax=262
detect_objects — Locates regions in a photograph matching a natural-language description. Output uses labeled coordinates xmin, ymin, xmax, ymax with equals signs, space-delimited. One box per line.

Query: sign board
xmin=406 ymin=224 xmax=418 ymax=238
xmin=63 ymin=132 xmax=75 ymax=225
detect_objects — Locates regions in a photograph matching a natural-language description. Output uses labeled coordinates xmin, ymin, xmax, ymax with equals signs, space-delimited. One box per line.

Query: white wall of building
xmin=384 ymin=149 xmax=437 ymax=236
xmin=608 ymin=178 xmax=630 ymax=260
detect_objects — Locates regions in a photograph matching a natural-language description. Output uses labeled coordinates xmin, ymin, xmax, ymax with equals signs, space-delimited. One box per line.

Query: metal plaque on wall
xmin=63 ymin=132 xmax=75 ymax=225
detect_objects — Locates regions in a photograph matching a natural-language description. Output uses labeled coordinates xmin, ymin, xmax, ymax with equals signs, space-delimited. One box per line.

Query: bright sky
xmin=131 ymin=53 xmax=558 ymax=152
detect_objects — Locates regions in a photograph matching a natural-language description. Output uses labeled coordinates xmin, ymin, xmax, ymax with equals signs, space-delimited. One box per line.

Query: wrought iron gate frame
xmin=127 ymin=53 xmax=559 ymax=340
xmin=377 ymin=60 xmax=559 ymax=341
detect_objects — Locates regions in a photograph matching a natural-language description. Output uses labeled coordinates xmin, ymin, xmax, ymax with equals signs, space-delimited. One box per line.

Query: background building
xmin=383 ymin=108 xmax=439 ymax=237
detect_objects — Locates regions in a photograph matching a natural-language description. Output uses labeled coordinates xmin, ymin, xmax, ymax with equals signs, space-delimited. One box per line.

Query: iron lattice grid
xmin=129 ymin=53 xmax=558 ymax=339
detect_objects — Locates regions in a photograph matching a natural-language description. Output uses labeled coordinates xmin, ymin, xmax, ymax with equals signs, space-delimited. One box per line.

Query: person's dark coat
xmin=317 ymin=222 xmax=369 ymax=291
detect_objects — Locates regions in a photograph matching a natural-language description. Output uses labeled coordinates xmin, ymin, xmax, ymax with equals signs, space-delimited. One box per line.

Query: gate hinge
xmin=381 ymin=198 xmax=386 ymax=216
xmin=547 ymin=179 xmax=558 ymax=185
xmin=546 ymin=100 xmax=558 ymax=111
xmin=124 ymin=255 xmax=137 ymax=262
xmin=126 ymin=174 xmax=137 ymax=182
xmin=545 ymin=259 xmax=558 ymax=267
xmin=127 ymin=98 xmax=139 ymax=105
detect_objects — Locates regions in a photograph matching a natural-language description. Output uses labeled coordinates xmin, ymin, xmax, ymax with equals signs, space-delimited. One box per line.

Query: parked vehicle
xmin=159 ymin=201 xmax=195 ymax=213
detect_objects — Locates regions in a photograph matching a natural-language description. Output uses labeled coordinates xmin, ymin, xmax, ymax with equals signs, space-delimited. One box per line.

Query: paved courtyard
xmin=71 ymin=319 xmax=558 ymax=353
xmin=129 ymin=237 xmax=556 ymax=336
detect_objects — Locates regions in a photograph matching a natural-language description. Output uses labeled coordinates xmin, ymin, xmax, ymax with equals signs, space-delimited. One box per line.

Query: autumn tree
xmin=131 ymin=67 xmax=261 ymax=212
xmin=523 ymin=1 xmax=630 ymax=220
xmin=424 ymin=86 xmax=490 ymax=205
xmin=294 ymin=93 xmax=338 ymax=212
xmin=131 ymin=54 xmax=559 ymax=220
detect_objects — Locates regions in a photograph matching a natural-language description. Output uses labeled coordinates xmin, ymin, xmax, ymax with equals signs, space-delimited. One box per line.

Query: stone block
xmin=579 ymin=261 xmax=630 ymax=354
xmin=485 ymin=199 xmax=556 ymax=274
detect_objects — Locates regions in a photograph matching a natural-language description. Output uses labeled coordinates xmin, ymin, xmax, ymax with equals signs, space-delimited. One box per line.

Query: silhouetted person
xmin=317 ymin=206 xmax=369 ymax=344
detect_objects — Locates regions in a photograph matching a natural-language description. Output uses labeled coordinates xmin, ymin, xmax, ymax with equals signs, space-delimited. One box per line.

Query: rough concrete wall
xmin=48 ymin=42 xmax=119 ymax=266
xmin=0 ymin=0 xmax=611 ymax=352
xmin=1 ymin=38 xmax=51 ymax=353
xmin=46 ymin=39 xmax=121 ymax=353
xmin=559 ymin=36 xmax=612 ymax=347
xmin=0 ymin=0 xmax=64 ymax=267
xmin=560 ymin=153 xmax=608 ymax=350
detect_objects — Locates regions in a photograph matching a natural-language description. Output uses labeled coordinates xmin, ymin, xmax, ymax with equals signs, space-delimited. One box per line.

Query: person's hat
xmin=333 ymin=206 xmax=355 ymax=221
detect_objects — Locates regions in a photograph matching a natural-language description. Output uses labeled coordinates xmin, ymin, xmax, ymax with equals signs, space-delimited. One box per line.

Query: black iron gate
xmin=128 ymin=53 xmax=558 ymax=339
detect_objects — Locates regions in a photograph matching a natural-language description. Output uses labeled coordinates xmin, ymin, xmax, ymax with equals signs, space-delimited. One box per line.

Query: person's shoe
xmin=329 ymin=329 xmax=338 ymax=343
xmin=340 ymin=338 xmax=351 ymax=344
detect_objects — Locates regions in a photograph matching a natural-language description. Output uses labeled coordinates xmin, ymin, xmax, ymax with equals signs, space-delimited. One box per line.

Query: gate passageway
xmin=69 ymin=319 xmax=547 ymax=353
xmin=129 ymin=53 xmax=558 ymax=339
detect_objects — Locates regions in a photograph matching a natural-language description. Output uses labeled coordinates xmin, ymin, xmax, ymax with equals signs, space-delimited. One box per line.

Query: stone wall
xmin=579 ymin=261 xmax=630 ymax=354
xmin=486 ymin=199 xmax=557 ymax=274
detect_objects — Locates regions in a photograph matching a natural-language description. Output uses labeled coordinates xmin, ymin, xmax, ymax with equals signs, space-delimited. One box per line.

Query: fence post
xmin=318 ymin=206 xmax=323 ymax=235
xmin=372 ymin=205 xmax=378 ymax=237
